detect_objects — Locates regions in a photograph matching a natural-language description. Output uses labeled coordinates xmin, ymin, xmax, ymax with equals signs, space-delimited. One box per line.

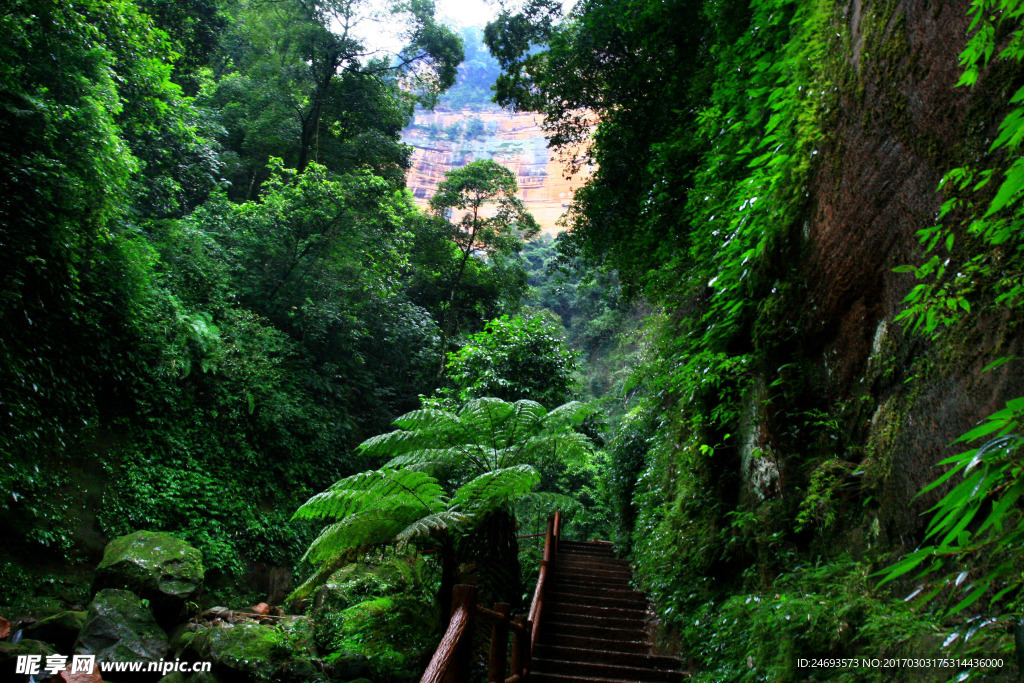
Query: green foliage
xmin=0 ymin=0 xmax=495 ymax=603
xmin=446 ymin=313 xmax=581 ymax=406
xmin=429 ymin=159 xmax=538 ymax=361
xmin=678 ymin=560 xmax=942 ymax=682
xmin=896 ymin=0 xmax=1024 ymax=336
xmin=312 ymin=556 xmax=437 ymax=680
xmin=430 ymin=159 xmax=539 ymax=252
xmin=292 ymin=397 xmax=596 ymax=600
xmin=433 ymin=26 xmax=503 ymax=112
xmin=486 ymin=0 xmax=728 ymax=288
xmin=320 ymin=594 xmax=436 ymax=678
xmin=874 ymin=6 xmax=1024 ymax=667
xmin=202 ymin=0 xmax=462 ymax=197
xmin=878 ymin=398 xmax=1024 ymax=619
xmin=520 ymin=235 xmax=645 ymax=400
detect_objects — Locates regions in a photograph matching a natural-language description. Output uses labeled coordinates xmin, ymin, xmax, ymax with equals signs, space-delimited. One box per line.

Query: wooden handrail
xmin=420 ymin=512 xmax=562 ymax=683
xmin=421 ymin=584 xmax=477 ymax=683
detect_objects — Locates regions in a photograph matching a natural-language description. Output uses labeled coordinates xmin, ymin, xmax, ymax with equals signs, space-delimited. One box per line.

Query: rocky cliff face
xmin=401 ymin=108 xmax=593 ymax=233
xmin=753 ymin=0 xmax=1024 ymax=545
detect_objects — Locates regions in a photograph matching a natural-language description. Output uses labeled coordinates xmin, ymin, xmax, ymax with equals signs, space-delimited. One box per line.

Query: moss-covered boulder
xmin=93 ymin=531 xmax=203 ymax=627
xmin=157 ymin=673 xmax=222 ymax=683
xmin=175 ymin=618 xmax=337 ymax=683
xmin=75 ymin=589 xmax=170 ymax=663
xmin=0 ymin=639 xmax=58 ymax=672
xmin=26 ymin=609 xmax=87 ymax=652
xmin=177 ymin=622 xmax=310 ymax=682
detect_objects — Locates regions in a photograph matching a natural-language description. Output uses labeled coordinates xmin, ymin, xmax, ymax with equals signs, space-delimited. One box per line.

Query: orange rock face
xmin=402 ymin=108 xmax=594 ymax=234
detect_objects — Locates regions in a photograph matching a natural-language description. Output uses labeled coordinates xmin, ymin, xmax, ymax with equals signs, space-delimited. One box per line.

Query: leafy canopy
xmin=446 ymin=313 xmax=581 ymax=407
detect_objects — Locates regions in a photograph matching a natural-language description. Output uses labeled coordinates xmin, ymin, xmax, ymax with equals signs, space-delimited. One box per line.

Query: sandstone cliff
xmin=401 ymin=108 xmax=593 ymax=233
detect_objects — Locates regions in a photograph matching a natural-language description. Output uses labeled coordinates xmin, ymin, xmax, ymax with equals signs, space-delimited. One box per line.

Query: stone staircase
xmin=530 ymin=540 xmax=688 ymax=682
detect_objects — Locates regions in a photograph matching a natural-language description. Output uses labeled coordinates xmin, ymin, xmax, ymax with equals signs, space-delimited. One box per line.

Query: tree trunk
xmin=438 ymin=535 xmax=458 ymax=628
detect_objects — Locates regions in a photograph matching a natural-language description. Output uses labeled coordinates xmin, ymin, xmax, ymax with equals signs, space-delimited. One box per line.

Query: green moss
xmin=78 ymin=589 xmax=170 ymax=662
xmin=317 ymin=595 xmax=435 ymax=679
xmin=185 ymin=623 xmax=289 ymax=680
xmin=95 ymin=530 xmax=204 ymax=603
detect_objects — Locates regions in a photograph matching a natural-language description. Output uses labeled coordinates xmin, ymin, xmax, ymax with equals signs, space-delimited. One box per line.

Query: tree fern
xmin=294 ymin=469 xmax=445 ymax=522
xmin=451 ymin=465 xmax=540 ymax=514
xmin=292 ymin=397 xmax=596 ymax=603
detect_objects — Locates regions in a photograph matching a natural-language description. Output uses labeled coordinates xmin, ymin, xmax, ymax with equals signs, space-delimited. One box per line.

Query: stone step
xmin=532 ymin=539 xmax=685 ymax=682
xmin=549 ymin=581 xmax=646 ymax=600
xmin=531 ymin=674 xmax=667 ymax=683
xmin=555 ymin=557 xmax=632 ymax=573
xmin=559 ymin=541 xmax=618 ymax=557
xmin=551 ymin=574 xmax=637 ymax=591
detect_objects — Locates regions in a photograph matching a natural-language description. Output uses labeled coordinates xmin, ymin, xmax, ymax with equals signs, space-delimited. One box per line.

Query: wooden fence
xmin=421 ymin=511 xmax=562 ymax=683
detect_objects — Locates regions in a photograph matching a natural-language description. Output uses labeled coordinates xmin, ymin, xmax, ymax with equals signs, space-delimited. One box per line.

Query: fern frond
xmin=453 ymin=464 xmax=539 ymax=519
xmin=459 ymin=397 xmax=517 ymax=436
xmin=521 ymin=432 xmax=594 ymax=468
xmin=395 ymin=510 xmax=468 ymax=548
xmin=303 ymin=504 xmax=427 ymax=563
xmin=542 ymin=400 xmax=598 ymax=429
xmin=293 ymin=469 xmax=445 ymax=522
xmin=391 ymin=407 xmax=463 ymax=432
xmin=505 ymin=400 xmax=548 ymax=444
xmin=289 ymin=552 xmax=352 ymax=602
xmin=383 ymin=446 xmax=485 ymax=472
xmin=516 ymin=491 xmax=584 ymax=517
xmin=359 ymin=429 xmax=443 ymax=459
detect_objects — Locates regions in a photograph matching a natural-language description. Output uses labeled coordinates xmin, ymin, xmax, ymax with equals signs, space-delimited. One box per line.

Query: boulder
xmin=75 ymin=589 xmax=169 ymax=664
xmin=26 ymin=610 xmax=87 ymax=652
xmin=156 ymin=673 xmax=222 ymax=683
xmin=93 ymin=531 xmax=203 ymax=628
xmin=0 ymin=639 xmax=58 ymax=672
xmin=178 ymin=621 xmax=329 ymax=683
xmin=325 ymin=653 xmax=371 ymax=681
xmin=178 ymin=622 xmax=286 ymax=682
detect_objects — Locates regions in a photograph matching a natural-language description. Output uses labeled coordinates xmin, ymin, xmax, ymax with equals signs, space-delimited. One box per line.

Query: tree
xmin=429 ymin=159 xmax=539 ymax=373
xmin=447 ymin=313 xmax=580 ymax=407
xmin=206 ymin=0 xmax=463 ymax=198
xmin=292 ymin=398 xmax=595 ymax=616
xmin=484 ymin=0 xmax=725 ymax=291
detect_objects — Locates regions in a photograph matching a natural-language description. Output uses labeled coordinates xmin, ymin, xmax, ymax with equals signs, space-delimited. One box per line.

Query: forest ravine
xmin=2 ymin=0 xmax=1024 ymax=682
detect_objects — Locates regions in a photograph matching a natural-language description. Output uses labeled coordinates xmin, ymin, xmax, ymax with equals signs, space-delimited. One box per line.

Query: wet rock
xmin=156 ymin=673 xmax=222 ymax=683
xmin=176 ymin=619 xmax=329 ymax=683
xmin=0 ymin=639 xmax=58 ymax=671
xmin=177 ymin=622 xmax=288 ymax=681
xmin=325 ymin=653 xmax=371 ymax=681
xmin=26 ymin=610 xmax=87 ymax=652
xmin=75 ymin=589 xmax=169 ymax=664
xmin=53 ymin=662 xmax=103 ymax=683
xmin=93 ymin=532 xmax=203 ymax=628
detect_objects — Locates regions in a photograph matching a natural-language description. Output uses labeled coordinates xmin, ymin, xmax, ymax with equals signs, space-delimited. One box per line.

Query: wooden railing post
xmin=423 ymin=512 xmax=562 ymax=682
xmin=487 ymin=603 xmax=511 ymax=682
xmin=552 ymin=509 xmax=561 ymax=558
xmin=543 ymin=515 xmax=554 ymax=562
xmin=422 ymin=584 xmax=477 ymax=683
xmin=445 ymin=585 xmax=477 ymax=683
xmin=510 ymin=615 xmax=531 ymax=677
